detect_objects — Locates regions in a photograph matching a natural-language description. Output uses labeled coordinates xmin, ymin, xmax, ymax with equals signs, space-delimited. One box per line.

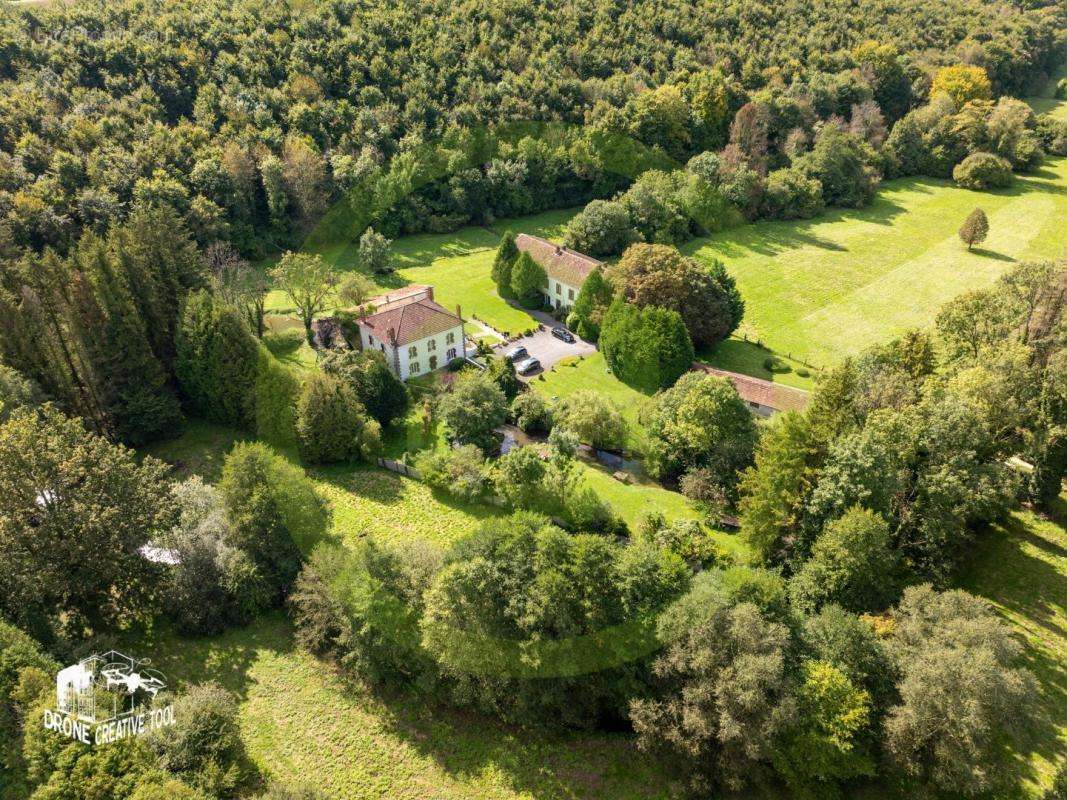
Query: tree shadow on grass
xmin=970 ymin=247 xmax=1017 ymax=263
xmin=688 ymin=193 xmax=911 ymax=261
xmin=353 ymin=681 xmax=678 ymax=800
xmin=958 ymin=504 xmax=1067 ymax=788
xmin=310 ymin=462 xmax=406 ymax=506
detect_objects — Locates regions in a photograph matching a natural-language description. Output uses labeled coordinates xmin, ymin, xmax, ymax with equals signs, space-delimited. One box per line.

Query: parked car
xmin=515 ymin=357 xmax=542 ymax=375
xmin=505 ymin=345 xmax=529 ymax=362
xmin=551 ymin=327 xmax=575 ymax=343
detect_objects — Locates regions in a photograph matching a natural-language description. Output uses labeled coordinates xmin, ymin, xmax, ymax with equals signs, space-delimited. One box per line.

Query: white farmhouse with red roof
xmin=354 ymin=285 xmax=466 ymax=380
xmin=514 ymin=233 xmax=601 ymax=311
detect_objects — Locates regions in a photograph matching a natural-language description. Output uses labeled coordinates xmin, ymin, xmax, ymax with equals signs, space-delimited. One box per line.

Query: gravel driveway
xmin=493 ymin=324 xmax=596 ymax=379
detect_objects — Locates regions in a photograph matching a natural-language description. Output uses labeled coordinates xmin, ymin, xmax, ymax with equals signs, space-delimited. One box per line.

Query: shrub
xmin=952 ymin=152 xmax=1013 ymax=190
xmin=553 ymin=390 xmax=626 ymax=450
xmin=421 ymin=514 xmax=688 ymax=725
xmin=295 ymin=372 xmax=379 ymax=465
xmin=600 ymin=299 xmax=694 ymax=390
xmin=761 ymin=166 xmax=824 ymax=219
xmin=565 ymin=485 xmax=626 ymax=535
xmin=415 ymin=445 xmax=489 ymax=503
xmin=510 ymin=391 xmax=552 ymax=434
xmin=678 ymin=467 xmax=727 ymax=522
xmin=320 ymin=349 xmax=409 ymax=426
xmin=164 ymin=477 xmax=236 ymax=635
xmin=219 ymin=442 xmax=325 ymax=604
xmin=1057 ymin=79 xmax=1067 ymax=101
xmin=763 ymin=355 xmax=791 ymax=373
xmin=493 ymin=444 xmax=548 ymax=509
xmin=143 ymin=682 xmax=243 ymax=796
xmin=291 ymin=540 xmax=441 ymax=689
xmin=794 ymin=126 xmax=879 ymax=208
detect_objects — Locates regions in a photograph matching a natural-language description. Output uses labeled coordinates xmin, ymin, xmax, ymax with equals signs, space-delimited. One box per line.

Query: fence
xmin=376 ymin=457 xmax=421 ymax=479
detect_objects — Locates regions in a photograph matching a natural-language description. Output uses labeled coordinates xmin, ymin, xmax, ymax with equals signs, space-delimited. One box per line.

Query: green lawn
xmin=263 ymin=208 xmax=584 ymax=334
xmin=143 ymin=420 xmax=500 ymax=550
xmin=958 ymin=498 xmax=1067 ymax=797
xmin=140 ymin=614 xmax=676 ymax=800
xmin=533 ymin=352 xmax=655 ymax=442
xmin=1027 ymin=63 xmax=1067 ymax=122
xmin=682 ymin=156 xmax=1067 ymax=367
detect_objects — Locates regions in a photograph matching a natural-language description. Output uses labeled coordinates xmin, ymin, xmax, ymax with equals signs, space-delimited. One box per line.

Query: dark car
xmin=515 ymin=357 xmax=542 ymax=375
xmin=505 ymin=345 xmax=529 ymax=362
xmin=551 ymin=327 xmax=575 ymax=343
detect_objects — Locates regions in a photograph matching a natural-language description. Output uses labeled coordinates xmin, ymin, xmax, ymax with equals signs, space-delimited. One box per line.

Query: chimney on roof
xmin=456 ymin=304 xmax=462 ymax=321
xmin=426 ymin=286 xmax=434 ymax=302
xmin=554 ymin=245 xmax=562 ymax=255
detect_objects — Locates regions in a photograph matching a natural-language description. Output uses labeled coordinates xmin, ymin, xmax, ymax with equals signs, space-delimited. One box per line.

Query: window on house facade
xmin=568 ymin=288 xmax=574 ymax=300
xmin=427 ymin=338 xmax=436 ymax=352
xmin=446 ymin=331 xmax=455 ymax=345
xmin=555 ymin=282 xmax=561 ymax=294
xmin=408 ymin=345 xmax=418 ymax=358
xmin=446 ymin=347 xmax=457 ymax=361
xmin=368 ymin=334 xmax=374 ymax=345
xmin=429 ymin=355 xmax=438 ymax=370
xmin=410 ymin=362 xmax=420 ymax=375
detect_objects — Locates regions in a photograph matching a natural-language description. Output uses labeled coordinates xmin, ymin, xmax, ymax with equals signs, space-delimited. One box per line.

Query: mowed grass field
xmin=682 ymin=156 xmax=1067 ymax=367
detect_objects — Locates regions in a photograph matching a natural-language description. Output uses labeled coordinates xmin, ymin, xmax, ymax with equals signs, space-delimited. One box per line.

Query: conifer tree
xmin=491 ymin=231 xmax=518 ymax=298
xmin=76 ymin=236 xmax=182 ymax=444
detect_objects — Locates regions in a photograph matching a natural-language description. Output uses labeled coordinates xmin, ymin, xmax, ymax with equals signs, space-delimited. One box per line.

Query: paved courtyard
xmin=493 ymin=321 xmax=596 ymax=379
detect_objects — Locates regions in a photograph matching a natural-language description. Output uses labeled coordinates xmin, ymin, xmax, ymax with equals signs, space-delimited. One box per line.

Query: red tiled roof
xmin=693 ymin=364 xmax=809 ymax=412
xmin=514 ymin=233 xmax=601 ymax=287
xmin=354 ymin=284 xmax=433 ymax=315
xmin=358 ymin=297 xmax=461 ymax=346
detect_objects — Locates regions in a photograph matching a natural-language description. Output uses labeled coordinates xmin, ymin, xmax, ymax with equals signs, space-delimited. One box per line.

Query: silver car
xmin=515 ymin=356 xmax=541 ymax=375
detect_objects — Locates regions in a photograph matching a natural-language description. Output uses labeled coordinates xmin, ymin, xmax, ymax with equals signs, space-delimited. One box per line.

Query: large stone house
xmin=514 ymin=233 xmax=601 ymax=311
xmin=355 ymin=285 xmax=466 ymax=380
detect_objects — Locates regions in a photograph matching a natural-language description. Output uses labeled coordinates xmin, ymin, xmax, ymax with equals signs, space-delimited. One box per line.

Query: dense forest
xmin=0 ymin=0 xmax=1063 ymax=259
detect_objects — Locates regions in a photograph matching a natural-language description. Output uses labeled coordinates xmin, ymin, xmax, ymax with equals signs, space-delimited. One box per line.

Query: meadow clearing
xmin=260 ymin=156 xmax=1067 ymax=385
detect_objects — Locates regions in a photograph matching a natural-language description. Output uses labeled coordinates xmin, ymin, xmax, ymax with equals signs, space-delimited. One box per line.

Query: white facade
xmin=543 ymin=278 xmax=579 ymax=310
xmin=360 ymin=324 xmax=466 ymax=381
